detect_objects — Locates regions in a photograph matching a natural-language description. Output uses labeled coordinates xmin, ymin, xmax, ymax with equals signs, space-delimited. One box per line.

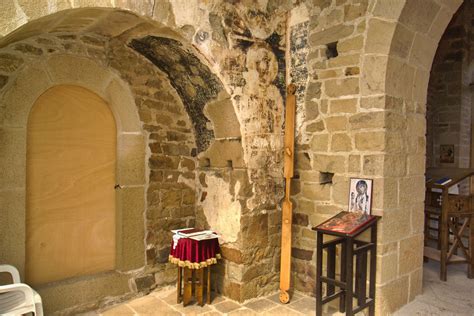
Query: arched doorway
xmin=26 ymin=85 xmax=116 ymax=285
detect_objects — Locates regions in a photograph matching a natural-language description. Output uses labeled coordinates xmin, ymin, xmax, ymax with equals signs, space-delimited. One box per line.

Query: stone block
xmin=376 ymin=276 xmax=409 ymax=315
xmin=409 ymin=268 xmax=423 ymax=301
xmin=325 ymin=116 xmax=348 ymax=132
xmin=0 ymin=127 xmax=26 ymax=189
xmin=409 ymin=33 xmax=437 ymax=71
xmin=399 ymin=234 xmax=424 ymax=275
xmin=117 ymin=133 xmax=146 ymax=185
xmin=337 ymin=35 xmax=363 ymax=53
xmin=366 ymin=18 xmax=397 ymax=54
xmin=0 ymin=189 xmax=25 ymax=275
xmin=327 ymin=54 xmax=359 ymax=68
xmin=407 ymin=154 xmax=425 ymax=176
xmin=39 ymin=271 xmax=131 ymax=314
xmin=386 ymin=57 xmax=415 ymax=100
xmin=302 ymin=182 xmax=331 ymax=201
xmin=221 ymin=246 xmax=243 ymax=264
xmin=376 ymin=252 xmax=398 ymax=283
xmin=291 ymin=247 xmax=313 ymax=261
xmin=313 ymin=154 xmax=346 ymax=173
xmin=330 ymin=98 xmax=357 ymax=114
xmin=1 ymin=64 xmax=51 ymax=127
xmin=399 ymin=0 xmax=440 ymax=33
xmin=390 ymin=23 xmax=414 ymax=60
xmin=46 ymin=55 xmax=112 ymax=94
xmin=349 ymin=155 xmax=361 ymax=173
xmin=349 ymin=112 xmax=384 ymax=130
xmin=117 ymin=186 xmax=145 ymax=271
xmin=343 ymin=1 xmax=368 ymax=21
xmin=360 ymin=95 xmax=385 ymax=109
xmin=324 ymin=78 xmax=359 ymax=97
xmin=399 ymin=176 xmax=424 ymax=206
xmin=383 ymin=155 xmax=407 ymax=177
xmin=360 ymin=55 xmax=387 ymax=96
xmin=331 ymin=133 xmax=352 ymax=152
xmin=306 ymin=120 xmax=325 ymax=132
xmin=309 ymin=24 xmax=354 ymax=46
xmin=331 ymin=175 xmax=348 ymax=205
xmin=310 ymin=134 xmax=329 ymax=151
xmin=363 ymin=154 xmax=384 ymax=176
xmin=106 ymin=79 xmax=143 ymax=133
xmin=355 ymin=131 xmax=384 ymax=151
xmin=372 ymin=0 xmax=405 ymax=20
xmin=380 ymin=208 xmax=411 ymax=244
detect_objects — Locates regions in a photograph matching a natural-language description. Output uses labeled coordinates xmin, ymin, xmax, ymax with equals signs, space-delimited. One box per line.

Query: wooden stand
xmin=279 ymin=84 xmax=297 ymax=304
xmin=313 ymin=217 xmax=379 ymax=316
xmin=176 ymin=266 xmax=211 ymax=306
xmin=425 ymin=168 xmax=474 ymax=281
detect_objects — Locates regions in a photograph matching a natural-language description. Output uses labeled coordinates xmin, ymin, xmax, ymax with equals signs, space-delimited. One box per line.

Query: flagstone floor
xmin=93 ymin=261 xmax=474 ymax=315
xmin=96 ymin=288 xmax=319 ymax=316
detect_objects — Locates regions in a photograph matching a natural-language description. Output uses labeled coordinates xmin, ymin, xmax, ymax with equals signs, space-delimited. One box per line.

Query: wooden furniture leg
xmin=339 ymin=241 xmax=346 ymax=313
xmin=207 ymin=266 xmax=211 ymax=304
xmin=345 ymin=238 xmax=354 ymax=316
xmin=440 ymin=189 xmax=449 ymax=281
xmin=369 ymin=223 xmax=377 ymax=316
xmin=177 ymin=266 xmax=182 ymax=303
xmin=469 ymin=216 xmax=474 ymax=278
xmin=316 ymin=232 xmax=323 ymax=316
xmin=196 ymin=268 xmax=204 ymax=306
xmin=183 ymin=268 xmax=192 ymax=306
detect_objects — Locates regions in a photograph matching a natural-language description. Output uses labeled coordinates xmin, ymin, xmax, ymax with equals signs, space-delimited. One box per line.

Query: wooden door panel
xmin=26 ymin=85 xmax=116 ymax=285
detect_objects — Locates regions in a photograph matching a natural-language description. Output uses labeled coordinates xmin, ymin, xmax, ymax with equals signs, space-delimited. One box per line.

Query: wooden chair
xmin=0 ymin=264 xmax=43 ymax=315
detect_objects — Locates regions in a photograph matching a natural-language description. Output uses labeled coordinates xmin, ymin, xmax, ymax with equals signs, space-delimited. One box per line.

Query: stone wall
xmin=427 ymin=3 xmax=472 ymax=168
xmin=0 ymin=0 xmax=466 ymax=315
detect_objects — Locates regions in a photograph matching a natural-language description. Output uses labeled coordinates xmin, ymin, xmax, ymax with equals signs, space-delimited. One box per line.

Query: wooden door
xmin=26 ymin=85 xmax=116 ymax=285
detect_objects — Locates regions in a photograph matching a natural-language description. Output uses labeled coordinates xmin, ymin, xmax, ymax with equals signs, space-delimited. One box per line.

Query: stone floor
xmin=94 ymin=261 xmax=474 ymax=315
xmin=395 ymin=261 xmax=474 ymax=315
xmin=96 ymin=288 xmax=319 ymax=316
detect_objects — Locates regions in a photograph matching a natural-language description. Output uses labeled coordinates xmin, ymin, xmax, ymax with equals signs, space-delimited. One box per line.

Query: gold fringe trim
xmin=169 ymin=254 xmax=221 ymax=269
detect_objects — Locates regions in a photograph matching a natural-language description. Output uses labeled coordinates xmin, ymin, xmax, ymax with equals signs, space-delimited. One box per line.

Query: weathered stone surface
xmin=130 ymin=36 xmax=222 ymax=153
xmin=355 ymin=131 xmax=384 ymax=151
xmin=302 ymin=182 xmax=331 ymax=201
xmin=309 ymin=24 xmax=354 ymax=46
xmin=313 ymin=154 xmax=346 ymax=173
xmin=0 ymin=53 xmax=23 ymax=72
xmin=331 ymin=133 xmax=352 ymax=151
xmin=330 ymin=98 xmax=357 ymax=114
xmin=291 ymin=247 xmax=313 ymax=261
xmin=325 ymin=116 xmax=348 ymax=131
xmin=324 ymin=78 xmax=359 ymax=97
xmin=310 ymin=134 xmax=328 ymax=151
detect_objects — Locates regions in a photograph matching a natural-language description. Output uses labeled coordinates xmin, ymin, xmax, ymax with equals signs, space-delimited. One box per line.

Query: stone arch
xmin=0 ymin=53 xmax=147 ymax=312
xmin=0 ymin=7 xmax=245 ymax=313
xmin=362 ymin=0 xmax=463 ymax=313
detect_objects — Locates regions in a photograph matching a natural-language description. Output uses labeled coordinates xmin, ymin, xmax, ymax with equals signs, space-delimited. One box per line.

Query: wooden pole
xmin=279 ymin=84 xmax=296 ymax=303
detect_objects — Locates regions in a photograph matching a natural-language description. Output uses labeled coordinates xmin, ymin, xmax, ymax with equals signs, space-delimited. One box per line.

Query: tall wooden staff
xmin=279 ymin=83 xmax=296 ymax=304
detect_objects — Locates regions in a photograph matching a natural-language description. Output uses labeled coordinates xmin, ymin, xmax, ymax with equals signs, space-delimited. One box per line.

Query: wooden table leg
xmin=207 ymin=266 xmax=211 ymax=304
xmin=183 ymin=268 xmax=192 ymax=306
xmin=196 ymin=268 xmax=204 ymax=306
xmin=345 ymin=238 xmax=354 ymax=316
xmin=469 ymin=216 xmax=474 ymax=279
xmin=316 ymin=232 xmax=323 ymax=316
xmin=177 ymin=266 xmax=182 ymax=303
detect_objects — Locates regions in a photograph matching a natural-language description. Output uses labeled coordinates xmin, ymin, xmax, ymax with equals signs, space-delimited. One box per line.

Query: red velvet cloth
xmin=169 ymin=237 xmax=220 ymax=268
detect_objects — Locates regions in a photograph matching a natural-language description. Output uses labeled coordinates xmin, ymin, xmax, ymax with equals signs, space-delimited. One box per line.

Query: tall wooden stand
xmin=314 ymin=217 xmax=379 ymax=316
xmin=279 ymin=84 xmax=296 ymax=303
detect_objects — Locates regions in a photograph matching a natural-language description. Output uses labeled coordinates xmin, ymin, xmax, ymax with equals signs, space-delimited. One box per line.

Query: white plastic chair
xmin=0 ymin=265 xmax=43 ymax=316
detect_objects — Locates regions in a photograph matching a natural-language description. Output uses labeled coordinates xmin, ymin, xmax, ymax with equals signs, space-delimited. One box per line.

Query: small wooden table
xmin=425 ymin=168 xmax=474 ymax=281
xmin=313 ymin=212 xmax=379 ymax=316
xmin=169 ymin=236 xmax=220 ymax=306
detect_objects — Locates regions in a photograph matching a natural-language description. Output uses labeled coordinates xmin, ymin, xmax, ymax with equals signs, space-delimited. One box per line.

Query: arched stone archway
xmin=0 ymin=7 xmax=249 ymax=313
xmin=361 ymin=0 xmax=463 ymax=313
